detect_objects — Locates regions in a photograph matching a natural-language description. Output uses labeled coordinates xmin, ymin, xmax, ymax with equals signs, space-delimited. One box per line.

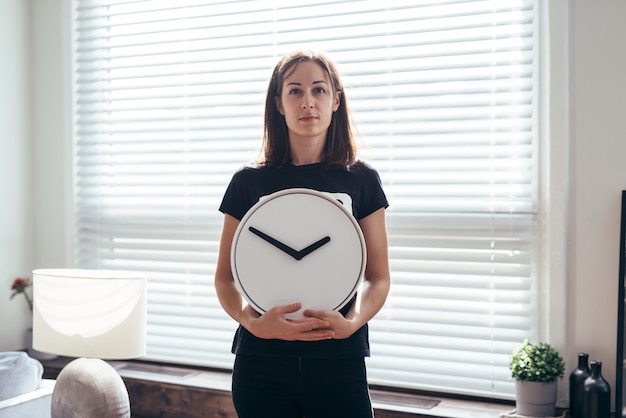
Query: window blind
xmin=72 ymin=0 xmax=539 ymax=399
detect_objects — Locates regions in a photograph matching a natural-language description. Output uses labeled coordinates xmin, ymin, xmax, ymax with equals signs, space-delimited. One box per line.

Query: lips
xmin=299 ymin=115 xmax=318 ymax=121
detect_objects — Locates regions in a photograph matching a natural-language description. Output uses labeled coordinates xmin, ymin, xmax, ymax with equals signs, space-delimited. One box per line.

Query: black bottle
xmin=582 ymin=361 xmax=611 ymax=418
xmin=569 ymin=352 xmax=590 ymax=417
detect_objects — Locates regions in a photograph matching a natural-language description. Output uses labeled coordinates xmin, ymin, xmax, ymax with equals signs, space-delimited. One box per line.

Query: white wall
xmin=0 ymin=0 xmax=68 ymax=350
xmin=31 ymin=0 xmax=70 ymax=269
xmin=3 ymin=0 xmax=626 ymax=407
xmin=568 ymin=0 xmax=626 ymax=399
xmin=0 ymin=0 xmax=34 ymax=348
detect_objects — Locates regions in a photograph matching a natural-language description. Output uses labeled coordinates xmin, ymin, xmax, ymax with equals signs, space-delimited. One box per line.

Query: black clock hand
xmin=248 ymin=226 xmax=299 ymax=259
xmin=295 ymin=236 xmax=331 ymax=260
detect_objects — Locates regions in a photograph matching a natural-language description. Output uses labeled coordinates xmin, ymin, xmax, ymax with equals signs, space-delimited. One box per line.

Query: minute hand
xmin=248 ymin=227 xmax=300 ymax=259
xmin=295 ymin=236 xmax=331 ymax=260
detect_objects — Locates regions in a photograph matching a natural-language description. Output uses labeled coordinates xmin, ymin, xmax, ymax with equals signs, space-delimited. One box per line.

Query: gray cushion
xmin=0 ymin=352 xmax=43 ymax=401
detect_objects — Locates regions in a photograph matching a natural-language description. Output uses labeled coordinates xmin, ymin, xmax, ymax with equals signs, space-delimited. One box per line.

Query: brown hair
xmin=260 ymin=51 xmax=357 ymax=167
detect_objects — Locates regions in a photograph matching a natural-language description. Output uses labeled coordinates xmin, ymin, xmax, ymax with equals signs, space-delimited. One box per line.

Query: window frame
xmin=58 ymin=0 xmax=569 ymax=401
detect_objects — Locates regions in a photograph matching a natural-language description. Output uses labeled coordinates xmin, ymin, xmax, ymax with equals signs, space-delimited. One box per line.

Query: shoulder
xmin=229 ymin=162 xmax=270 ymax=183
xmin=232 ymin=162 xmax=263 ymax=176
xmin=220 ymin=163 xmax=268 ymax=219
xmin=348 ymin=159 xmax=377 ymax=173
xmin=347 ymin=160 xmax=382 ymax=182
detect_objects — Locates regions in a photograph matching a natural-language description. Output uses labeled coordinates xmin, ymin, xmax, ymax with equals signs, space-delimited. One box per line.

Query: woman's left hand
xmin=302 ymin=309 xmax=356 ymax=339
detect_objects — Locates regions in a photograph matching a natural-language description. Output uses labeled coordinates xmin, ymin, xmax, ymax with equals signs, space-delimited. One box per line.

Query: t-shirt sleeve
xmin=356 ymin=163 xmax=389 ymax=220
xmin=218 ymin=167 xmax=254 ymax=220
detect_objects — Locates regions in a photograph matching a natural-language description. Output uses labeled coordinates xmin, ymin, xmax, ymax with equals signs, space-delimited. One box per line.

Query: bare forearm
xmin=346 ymin=275 xmax=390 ymax=328
xmin=215 ymin=274 xmax=246 ymax=324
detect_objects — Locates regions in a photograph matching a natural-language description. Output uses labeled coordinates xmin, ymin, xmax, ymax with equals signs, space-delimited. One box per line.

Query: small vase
xmin=569 ymin=352 xmax=590 ymax=417
xmin=582 ymin=361 xmax=610 ymax=418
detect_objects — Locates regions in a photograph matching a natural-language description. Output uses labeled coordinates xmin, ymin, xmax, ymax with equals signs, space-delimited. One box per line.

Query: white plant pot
xmin=515 ymin=380 xmax=557 ymax=417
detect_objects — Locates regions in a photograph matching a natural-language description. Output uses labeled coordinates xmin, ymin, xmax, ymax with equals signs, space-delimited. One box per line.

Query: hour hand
xmin=248 ymin=227 xmax=299 ymax=259
xmin=296 ymin=237 xmax=331 ymax=260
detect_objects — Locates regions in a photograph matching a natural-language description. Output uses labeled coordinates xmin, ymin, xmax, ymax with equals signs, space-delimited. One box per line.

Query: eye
xmin=288 ymin=88 xmax=302 ymax=95
xmin=314 ymin=87 xmax=326 ymax=94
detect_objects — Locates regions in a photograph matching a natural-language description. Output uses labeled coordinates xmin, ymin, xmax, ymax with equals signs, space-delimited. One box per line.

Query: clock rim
xmin=230 ymin=188 xmax=367 ymax=317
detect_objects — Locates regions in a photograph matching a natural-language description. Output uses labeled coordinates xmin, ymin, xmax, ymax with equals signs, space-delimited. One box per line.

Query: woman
xmin=214 ymin=50 xmax=390 ymax=418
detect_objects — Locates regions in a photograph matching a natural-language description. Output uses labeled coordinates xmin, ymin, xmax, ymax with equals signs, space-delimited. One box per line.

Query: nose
xmin=301 ymin=93 xmax=314 ymax=109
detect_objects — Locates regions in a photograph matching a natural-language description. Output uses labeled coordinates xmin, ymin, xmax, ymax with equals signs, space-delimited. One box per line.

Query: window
xmin=72 ymin=0 xmax=539 ymax=399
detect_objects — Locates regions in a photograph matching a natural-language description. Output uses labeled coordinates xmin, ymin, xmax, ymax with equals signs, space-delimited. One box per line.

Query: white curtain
xmin=72 ymin=0 xmax=539 ymax=399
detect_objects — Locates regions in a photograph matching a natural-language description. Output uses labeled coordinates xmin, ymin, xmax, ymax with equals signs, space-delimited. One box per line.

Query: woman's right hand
xmin=242 ymin=303 xmax=335 ymax=342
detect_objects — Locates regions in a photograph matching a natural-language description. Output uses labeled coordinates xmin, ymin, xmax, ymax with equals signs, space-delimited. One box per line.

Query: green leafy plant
xmin=510 ymin=339 xmax=565 ymax=383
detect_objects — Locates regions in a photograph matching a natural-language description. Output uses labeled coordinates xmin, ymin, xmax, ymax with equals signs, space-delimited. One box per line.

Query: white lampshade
xmin=32 ymin=269 xmax=147 ymax=359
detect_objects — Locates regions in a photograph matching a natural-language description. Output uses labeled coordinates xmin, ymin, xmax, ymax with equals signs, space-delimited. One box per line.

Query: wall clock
xmin=231 ymin=188 xmax=366 ymax=319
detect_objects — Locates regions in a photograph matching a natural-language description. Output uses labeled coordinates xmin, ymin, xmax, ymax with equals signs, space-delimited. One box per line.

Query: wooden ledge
xmin=42 ymin=357 xmax=513 ymax=418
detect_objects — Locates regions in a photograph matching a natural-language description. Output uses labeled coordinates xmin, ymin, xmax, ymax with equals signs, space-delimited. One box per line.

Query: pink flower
xmin=10 ymin=277 xmax=33 ymax=311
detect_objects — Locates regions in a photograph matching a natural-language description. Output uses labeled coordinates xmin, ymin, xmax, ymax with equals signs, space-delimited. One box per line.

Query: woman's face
xmin=275 ymin=60 xmax=340 ymax=145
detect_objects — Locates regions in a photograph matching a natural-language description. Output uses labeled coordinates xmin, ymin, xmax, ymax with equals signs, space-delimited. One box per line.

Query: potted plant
xmin=510 ymin=339 xmax=565 ymax=417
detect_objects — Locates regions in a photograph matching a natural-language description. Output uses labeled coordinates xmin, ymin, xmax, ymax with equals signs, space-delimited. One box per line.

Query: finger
xmin=302 ymin=309 xmax=331 ymax=319
xmin=271 ymin=302 xmax=302 ymax=316
xmin=301 ymin=329 xmax=335 ymax=341
xmin=291 ymin=317 xmax=330 ymax=329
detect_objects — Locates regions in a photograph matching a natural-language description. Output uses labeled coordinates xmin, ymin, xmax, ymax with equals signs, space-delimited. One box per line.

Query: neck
xmin=290 ymin=156 xmax=321 ymax=166
xmin=289 ymin=137 xmax=324 ymax=166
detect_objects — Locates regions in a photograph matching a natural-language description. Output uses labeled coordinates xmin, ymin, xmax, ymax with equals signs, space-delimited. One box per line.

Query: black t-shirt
xmin=219 ymin=160 xmax=388 ymax=359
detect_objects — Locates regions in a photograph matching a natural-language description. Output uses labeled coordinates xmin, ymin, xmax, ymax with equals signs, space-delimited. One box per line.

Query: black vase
xmin=569 ymin=352 xmax=590 ymax=418
xmin=582 ymin=361 xmax=611 ymax=418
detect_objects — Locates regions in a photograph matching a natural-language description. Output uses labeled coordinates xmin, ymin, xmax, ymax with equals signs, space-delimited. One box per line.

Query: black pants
xmin=231 ymin=355 xmax=373 ymax=418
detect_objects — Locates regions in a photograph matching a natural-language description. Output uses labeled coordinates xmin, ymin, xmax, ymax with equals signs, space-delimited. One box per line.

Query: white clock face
xmin=231 ymin=188 xmax=366 ymax=319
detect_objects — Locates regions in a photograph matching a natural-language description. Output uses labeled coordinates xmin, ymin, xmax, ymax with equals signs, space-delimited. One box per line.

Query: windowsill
xmin=368 ymin=389 xmax=514 ymax=418
xmin=42 ymin=357 xmax=515 ymax=418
